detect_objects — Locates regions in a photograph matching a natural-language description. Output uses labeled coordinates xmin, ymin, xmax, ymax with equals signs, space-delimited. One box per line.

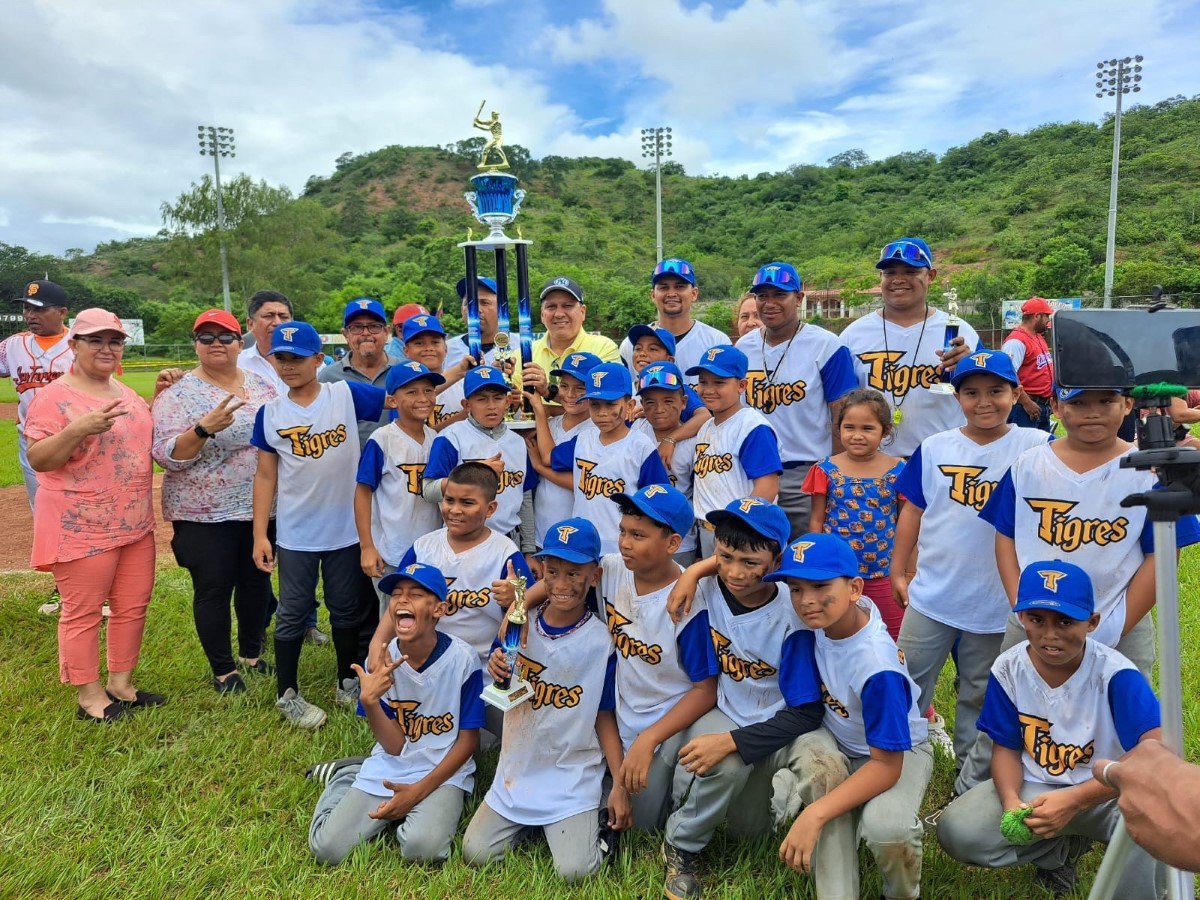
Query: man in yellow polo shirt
xmin=521 ymin=276 xmax=620 ymax=402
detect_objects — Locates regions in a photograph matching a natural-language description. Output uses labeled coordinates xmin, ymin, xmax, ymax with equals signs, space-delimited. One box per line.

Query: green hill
xmin=3 ymin=93 xmax=1200 ymax=344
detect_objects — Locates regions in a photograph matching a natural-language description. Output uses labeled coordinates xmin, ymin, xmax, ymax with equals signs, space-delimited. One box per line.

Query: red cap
xmin=392 ymin=303 xmax=429 ymax=325
xmin=193 ymin=309 xmax=242 ymax=334
xmin=1021 ymin=297 xmax=1054 ymax=316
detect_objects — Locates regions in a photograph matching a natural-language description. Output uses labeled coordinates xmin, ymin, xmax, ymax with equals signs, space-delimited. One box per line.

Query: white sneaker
xmin=37 ymin=600 xmax=61 ymax=616
xmin=335 ymin=677 xmax=360 ymax=707
xmin=927 ymin=714 xmax=954 ymax=756
xmin=276 ymin=689 xmax=327 ymax=729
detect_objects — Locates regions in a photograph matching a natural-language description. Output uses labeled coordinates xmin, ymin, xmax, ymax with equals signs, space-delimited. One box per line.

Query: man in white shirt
xmin=238 ymin=290 xmax=294 ymax=392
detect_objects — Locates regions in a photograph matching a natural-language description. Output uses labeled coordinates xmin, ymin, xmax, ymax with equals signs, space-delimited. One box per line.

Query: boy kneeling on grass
xmin=307 ymin=563 xmax=483 ymax=866
xmin=772 ymin=532 xmax=933 ymax=900
xmin=936 ymin=560 xmax=1164 ymax=899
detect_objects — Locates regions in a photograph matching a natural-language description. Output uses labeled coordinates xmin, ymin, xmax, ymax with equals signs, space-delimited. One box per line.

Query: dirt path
xmin=0 ymin=402 xmax=176 ymax=573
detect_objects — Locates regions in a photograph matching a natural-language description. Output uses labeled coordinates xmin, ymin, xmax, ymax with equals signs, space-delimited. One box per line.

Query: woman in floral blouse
xmin=25 ymin=308 xmax=165 ymax=723
xmin=152 ymin=309 xmax=278 ymax=694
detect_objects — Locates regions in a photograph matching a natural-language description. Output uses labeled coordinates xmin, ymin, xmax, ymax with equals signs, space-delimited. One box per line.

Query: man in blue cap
xmin=840 ymin=238 xmax=979 ymax=457
xmin=320 ymin=297 xmax=402 ymax=448
xmin=443 ymin=276 xmax=519 ymax=372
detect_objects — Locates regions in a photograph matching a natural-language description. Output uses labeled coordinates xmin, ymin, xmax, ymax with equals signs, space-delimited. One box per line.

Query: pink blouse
xmin=24 ymin=379 xmax=154 ymax=570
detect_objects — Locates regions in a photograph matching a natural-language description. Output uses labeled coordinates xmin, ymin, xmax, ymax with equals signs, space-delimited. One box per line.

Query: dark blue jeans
xmin=1008 ymin=396 xmax=1053 ymax=433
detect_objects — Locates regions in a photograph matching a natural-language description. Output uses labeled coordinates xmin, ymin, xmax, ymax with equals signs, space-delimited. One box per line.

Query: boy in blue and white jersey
xmin=251 ymin=321 xmax=386 ymax=729
xmin=600 ymin=485 xmax=718 ymax=830
xmin=462 ymin=519 xmax=628 ymax=882
xmin=772 ymin=533 xmax=932 ymax=900
xmin=547 ymin=362 xmax=670 ymax=556
xmin=308 ymin=563 xmax=483 ymax=865
xmin=661 ymin=499 xmax=833 ymax=900
xmin=631 ymin=361 xmax=700 ymax=563
xmin=891 ymin=349 xmax=1051 ymax=793
xmin=937 ymin=561 xmax=1164 ymax=899
xmin=686 ymin=345 xmax=783 ymax=557
xmin=423 ymin=366 xmax=536 ymax=555
xmin=354 ymin=360 xmax=445 ymax=614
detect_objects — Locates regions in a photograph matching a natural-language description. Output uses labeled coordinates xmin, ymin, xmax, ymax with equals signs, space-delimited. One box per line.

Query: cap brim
xmin=748 ymin=283 xmax=799 ymax=293
xmin=765 ymin=564 xmax=857 ymax=582
xmin=14 ymin=297 xmax=50 ymax=308
xmin=611 ymin=492 xmax=675 ymax=533
xmin=391 ymin=371 xmax=447 ymax=390
xmin=951 ymin=369 xmax=1019 ymax=388
xmin=684 ymin=364 xmax=739 ymax=378
xmin=582 ymin=390 xmax=627 ymax=401
xmin=268 ymin=346 xmax=319 ymax=357
xmin=378 ymin=572 xmax=446 ymax=602
xmin=1012 ymin=598 xmax=1091 ymax=620
xmin=875 ymin=259 xmax=931 ymax=270
xmin=533 ymin=547 xmax=597 ymax=564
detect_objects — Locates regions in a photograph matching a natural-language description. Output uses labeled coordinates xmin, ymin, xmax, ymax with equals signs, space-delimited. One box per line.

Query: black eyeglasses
xmin=347 ymin=323 xmax=386 ymax=335
xmin=195 ymin=332 xmax=240 ymax=345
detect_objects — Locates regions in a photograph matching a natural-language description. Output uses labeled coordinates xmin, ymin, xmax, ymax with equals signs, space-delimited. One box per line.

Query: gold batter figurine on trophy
xmin=473 ymin=101 xmax=509 ymax=171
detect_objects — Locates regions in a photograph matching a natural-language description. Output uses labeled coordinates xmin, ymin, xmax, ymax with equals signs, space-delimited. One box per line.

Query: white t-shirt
xmin=550 ymin=427 xmax=670 ymax=556
xmin=399 ymin=528 xmax=529 ymax=664
xmin=485 ymin=611 xmax=615 ymax=825
xmin=597 ymin=556 xmax=717 ymax=749
xmin=534 ymin=416 xmax=593 ymax=548
xmin=443 ymin=331 xmax=520 ymax=372
xmin=691 ymin=408 xmax=782 ymax=521
xmin=620 ymin=319 xmax=729 ymax=386
xmin=356 ymin=421 xmax=442 ymax=566
xmin=840 ymin=308 xmax=982 ymax=456
xmin=977 ymin=640 xmax=1160 ymax=787
xmin=0 ymin=331 xmax=72 ymax=432
xmin=632 ymin=418 xmax=698 ymax=553
xmin=814 ymin=600 xmax=927 ymax=758
xmin=353 ymin=633 xmax=485 ymax=796
xmin=251 ymin=381 xmax=383 ymax=551
xmin=735 ymin=325 xmax=859 ymax=463
xmin=894 ymin=426 xmax=1052 ymax=633
xmin=699 ymin=577 xmax=804 ymax=728
xmin=425 ymin=421 xmax=531 ymax=536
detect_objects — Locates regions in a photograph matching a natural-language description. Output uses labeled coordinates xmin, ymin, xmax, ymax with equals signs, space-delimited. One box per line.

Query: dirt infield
xmin=0 ymin=402 xmax=177 ymax=573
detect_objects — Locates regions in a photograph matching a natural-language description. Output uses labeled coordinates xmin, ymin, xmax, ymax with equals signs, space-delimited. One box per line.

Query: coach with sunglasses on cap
xmin=152 ymin=309 xmax=280 ymax=695
xmin=839 ymin=237 xmax=979 ymax=457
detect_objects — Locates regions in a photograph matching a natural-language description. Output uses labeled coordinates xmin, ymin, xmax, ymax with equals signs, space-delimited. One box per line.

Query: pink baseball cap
xmin=392 ymin=303 xmax=429 ymax=325
xmin=69 ymin=308 xmax=128 ymax=339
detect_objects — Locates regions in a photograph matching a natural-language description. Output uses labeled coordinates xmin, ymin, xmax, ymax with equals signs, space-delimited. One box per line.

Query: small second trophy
xmin=930 ymin=297 xmax=962 ymax=395
xmin=481 ymin=572 xmax=534 ymax=711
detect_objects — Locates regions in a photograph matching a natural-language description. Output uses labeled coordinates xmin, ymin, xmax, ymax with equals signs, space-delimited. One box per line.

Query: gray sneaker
xmin=335 ymin=677 xmax=360 ymax=707
xmin=276 ymin=689 xmax=327 ymax=729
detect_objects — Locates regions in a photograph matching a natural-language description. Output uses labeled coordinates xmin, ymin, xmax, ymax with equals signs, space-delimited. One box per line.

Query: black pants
xmin=171 ymin=519 xmax=275 ymax=678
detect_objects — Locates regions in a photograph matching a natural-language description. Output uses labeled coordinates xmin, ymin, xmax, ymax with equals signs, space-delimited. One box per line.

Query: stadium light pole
xmin=197 ymin=125 xmax=236 ymax=313
xmin=1096 ymin=56 xmax=1143 ymax=309
xmin=640 ymin=127 xmax=673 ymax=264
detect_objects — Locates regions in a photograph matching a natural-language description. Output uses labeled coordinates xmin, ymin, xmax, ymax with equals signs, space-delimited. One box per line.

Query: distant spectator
xmin=383 ymin=303 xmax=428 ymax=359
xmin=1002 ymin=297 xmax=1055 ymax=433
xmin=735 ymin=292 xmax=761 ymax=337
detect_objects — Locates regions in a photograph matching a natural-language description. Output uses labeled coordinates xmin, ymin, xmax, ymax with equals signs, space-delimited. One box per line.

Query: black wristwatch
xmin=194 ymin=423 xmax=213 ymax=439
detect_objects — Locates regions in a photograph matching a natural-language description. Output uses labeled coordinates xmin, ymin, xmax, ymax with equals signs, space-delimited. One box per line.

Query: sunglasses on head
xmin=195 ymin=332 xmax=240 ymax=345
xmin=878 ymin=241 xmax=932 ymax=266
xmin=751 ymin=267 xmax=795 ymax=287
xmin=654 ymin=259 xmax=693 ymax=279
xmin=639 ymin=369 xmax=680 ymax=390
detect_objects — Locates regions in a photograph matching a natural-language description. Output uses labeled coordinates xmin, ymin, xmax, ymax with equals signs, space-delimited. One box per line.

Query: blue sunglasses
xmin=878 ymin=241 xmax=932 ymax=266
xmin=751 ymin=266 xmax=797 ymax=287
xmin=639 ymin=368 xmax=681 ymax=391
xmin=653 ymin=259 xmax=694 ymax=280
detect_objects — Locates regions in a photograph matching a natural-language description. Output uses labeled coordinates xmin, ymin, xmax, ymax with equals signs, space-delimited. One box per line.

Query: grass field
xmin=0 ymin=555 xmax=1196 ymax=899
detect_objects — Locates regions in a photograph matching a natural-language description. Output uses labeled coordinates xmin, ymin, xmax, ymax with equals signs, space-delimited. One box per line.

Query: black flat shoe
xmin=238 ymin=658 xmax=275 ymax=676
xmin=213 ymin=673 xmax=246 ymax=695
xmin=76 ymin=702 xmax=129 ymax=723
xmin=106 ymin=689 xmax=167 ymax=709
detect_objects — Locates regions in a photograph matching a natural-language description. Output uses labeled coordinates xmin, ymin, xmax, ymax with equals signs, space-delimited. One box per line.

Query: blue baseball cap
xmin=385 ymin=359 xmax=446 ymax=393
xmin=613 ymin=484 xmax=694 ymax=538
xmin=766 ymin=533 xmax=860 ymax=583
xmin=750 ymin=262 xmax=803 ymax=293
xmin=950 ymin=349 xmax=1020 ymax=388
xmin=455 ymin=276 xmax=499 ymax=299
xmin=582 ymin=362 xmax=634 ymax=401
xmin=268 ymin=321 xmax=322 ymax=357
xmin=343 ymin=297 xmax=387 ymax=325
xmin=463 ymin=365 xmax=510 ymax=398
xmin=402 ymin=313 xmax=446 ymax=342
xmin=536 ymin=518 xmax=602 ymax=564
xmin=1013 ymin=560 xmax=1095 ymax=621
xmin=651 ymin=258 xmax=697 ymax=286
xmin=550 ymin=351 xmax=602 ymax=380
xmin=706 ymin=497 xmax=791 ymax=553
xmin=628 ymin=324 xmax=676 ymax=357
xmin=638 ymin=361 xmax=686 ymax=394
xmin=1053 ymin=383 xmax=1126 ymax=402
xmin=876 ymin=237 xmax=934 ymax=270
xmin=378 ymin=562 xmax=449 ymax=603
xmin=686 ymin=344 xmax=748 ymax=380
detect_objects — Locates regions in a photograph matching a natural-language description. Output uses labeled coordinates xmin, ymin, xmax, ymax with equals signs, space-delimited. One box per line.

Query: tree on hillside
xmin=160 ymin=174 xmax=293 ymax=235
xmin=827 ymin=149 xmax=870 ymax=169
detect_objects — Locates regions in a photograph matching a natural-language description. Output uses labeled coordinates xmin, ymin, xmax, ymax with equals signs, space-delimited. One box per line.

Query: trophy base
xmin=506 ymin=417 xmax=536 ymax=431
xmin=481 ymin=677 xmax=534 ymax=711
xmin=928 ymin=382 xmax=956 ymax=395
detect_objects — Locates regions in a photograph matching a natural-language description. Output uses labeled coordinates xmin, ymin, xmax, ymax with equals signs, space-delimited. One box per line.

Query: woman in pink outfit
xmin=24 ymin=308 xmax=164 ymax=723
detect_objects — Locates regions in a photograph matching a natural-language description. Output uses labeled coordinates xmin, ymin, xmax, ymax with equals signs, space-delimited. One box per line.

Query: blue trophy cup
xmin=930 ymin=302 xmax=962 ymax=395
xmin=481 ymin=574 xmax=533 ymax=711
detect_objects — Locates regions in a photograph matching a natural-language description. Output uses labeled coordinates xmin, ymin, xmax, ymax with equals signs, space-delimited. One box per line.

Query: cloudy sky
xmin=4 ymin=0 xmax=1198 ymax=256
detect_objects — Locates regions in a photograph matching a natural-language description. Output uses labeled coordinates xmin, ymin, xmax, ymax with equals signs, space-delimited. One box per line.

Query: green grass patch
xmin=0 ymin=370 xmax=161 ymax=405
xmin=0 ymin=553 xmax=1196 ymax=898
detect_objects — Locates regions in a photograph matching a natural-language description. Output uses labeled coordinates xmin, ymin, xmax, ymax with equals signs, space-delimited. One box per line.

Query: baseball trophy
xmin=930 ymin=293 xmax=961 ymax=395
xmin=462 ymin=101 xmax=536 ymax=429
xmin=481 ymin=572 xmax=534 ymax=711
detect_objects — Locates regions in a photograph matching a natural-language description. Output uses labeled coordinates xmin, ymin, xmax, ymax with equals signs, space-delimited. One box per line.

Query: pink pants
xmin=862 ymin=576 xmax=905 ymax=642
xmin=54 ymin=532 xmax=156 ymax=685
